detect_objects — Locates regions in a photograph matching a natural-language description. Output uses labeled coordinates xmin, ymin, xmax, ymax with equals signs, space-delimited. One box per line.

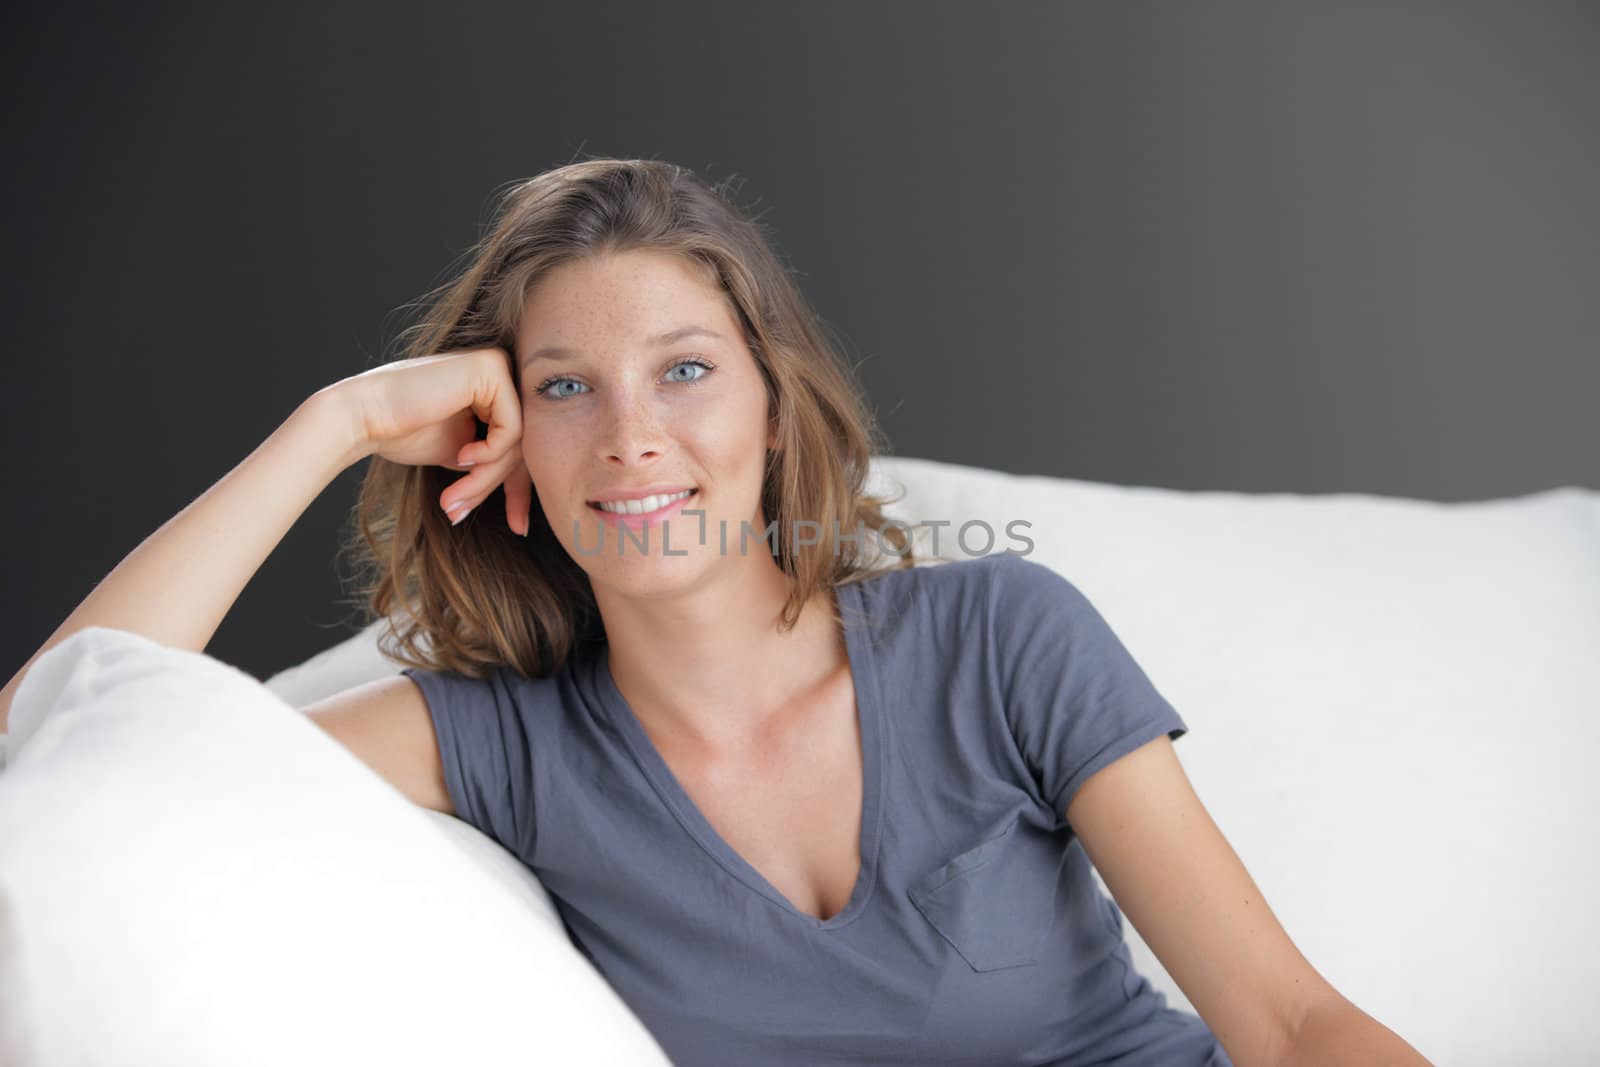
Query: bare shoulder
xmin=300 ymin=674 xmax=453 ymax=815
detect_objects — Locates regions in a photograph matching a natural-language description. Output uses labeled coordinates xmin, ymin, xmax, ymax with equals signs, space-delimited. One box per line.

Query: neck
xmin=595 ymin=552 xmax=846 ymax=754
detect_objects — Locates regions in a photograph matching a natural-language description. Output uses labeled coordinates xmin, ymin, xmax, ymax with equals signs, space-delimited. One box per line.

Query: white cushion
xmin=0 ymin=627 xmax=670 ymax=1067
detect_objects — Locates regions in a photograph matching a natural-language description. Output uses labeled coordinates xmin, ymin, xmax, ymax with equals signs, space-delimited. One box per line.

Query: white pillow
xmin=0 ymin=627 xmax=670 ymax=1067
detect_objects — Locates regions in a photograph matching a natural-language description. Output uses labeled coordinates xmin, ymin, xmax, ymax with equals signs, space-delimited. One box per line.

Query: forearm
xmin=0 ymin=389 xmax=368 ymax=732
xmin=1279 ymin=994 xmax=1433 ymax=1067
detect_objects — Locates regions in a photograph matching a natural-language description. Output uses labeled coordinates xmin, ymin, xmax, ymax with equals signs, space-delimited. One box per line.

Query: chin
xmin=581 ymin=550 xmax=714 ymax=601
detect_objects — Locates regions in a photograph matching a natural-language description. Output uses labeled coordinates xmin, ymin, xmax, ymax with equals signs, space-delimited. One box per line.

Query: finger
xmin=439 ymin=469 xmax=494 ymax=521
xmin=466 ymin=353 xmax=522 ymax=462
xmin=439 ymin=446 xmax=529 ymax=528
xmin=438 ymin=463 xmax=499 ymax=521
xmin=504 ymin=460 xmax=534 ymax=537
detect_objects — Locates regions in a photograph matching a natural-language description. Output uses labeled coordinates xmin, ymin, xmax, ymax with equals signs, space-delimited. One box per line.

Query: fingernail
xmin=447 ymin=502 xmax=471 ymax=525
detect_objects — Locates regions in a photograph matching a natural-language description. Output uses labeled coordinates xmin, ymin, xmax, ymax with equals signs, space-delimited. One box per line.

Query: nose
xmin=598 ymin=389 xmax=668 ymax=467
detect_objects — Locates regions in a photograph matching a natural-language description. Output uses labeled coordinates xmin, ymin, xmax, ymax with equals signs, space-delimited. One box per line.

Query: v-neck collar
xmin=591 ymin=578 xmax=886 ymax=931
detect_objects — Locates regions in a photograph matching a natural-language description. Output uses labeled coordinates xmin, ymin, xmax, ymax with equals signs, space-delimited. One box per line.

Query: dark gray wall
xmin=5 ymin=2 xmax=1596 ymax=683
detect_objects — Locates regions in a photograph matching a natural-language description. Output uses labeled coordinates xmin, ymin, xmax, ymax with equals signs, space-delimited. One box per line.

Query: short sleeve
xmin=400 ymin=665 xmax=535 ymax=861
xmin=987 ymin=553 xmax=1188 ymax=824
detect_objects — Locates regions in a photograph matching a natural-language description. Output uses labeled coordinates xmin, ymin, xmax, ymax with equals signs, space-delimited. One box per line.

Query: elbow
xmin=1274 ymin=993 xmax=1434 ymax=1067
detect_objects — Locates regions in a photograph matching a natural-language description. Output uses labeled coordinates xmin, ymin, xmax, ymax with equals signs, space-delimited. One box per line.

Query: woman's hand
xmin=324 ymin=347 xmax=534 ymax=534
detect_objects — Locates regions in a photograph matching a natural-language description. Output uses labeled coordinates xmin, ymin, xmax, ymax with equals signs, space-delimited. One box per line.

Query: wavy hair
xmin=335 ymin=157 xmax=918 ymax=681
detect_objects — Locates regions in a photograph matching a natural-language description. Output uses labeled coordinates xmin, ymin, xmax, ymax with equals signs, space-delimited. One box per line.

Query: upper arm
xmin=300 ymin=675 xmax=454 ymax=815
xmin=984 ymin=553 xmax=1190 ymax=820
xmin=1066 ymin=734 xmax=1341 ymax=1065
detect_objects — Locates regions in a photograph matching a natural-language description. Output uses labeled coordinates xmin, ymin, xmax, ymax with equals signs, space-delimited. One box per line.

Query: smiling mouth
xmin=587 ymin=488 xmax=699 ymax=516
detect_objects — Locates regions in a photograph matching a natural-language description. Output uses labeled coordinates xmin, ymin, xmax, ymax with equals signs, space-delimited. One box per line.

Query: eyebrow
xmin=521 ymin=325 xmax=725 ymax=368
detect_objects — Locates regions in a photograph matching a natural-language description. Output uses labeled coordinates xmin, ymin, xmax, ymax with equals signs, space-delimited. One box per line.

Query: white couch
xmin=5 ymin=454 xmax=1597 ymax=1065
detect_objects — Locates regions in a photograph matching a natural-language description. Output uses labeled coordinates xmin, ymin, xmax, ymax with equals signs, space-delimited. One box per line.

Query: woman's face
xmin=515 ymin=248 xmax=778 ymax=592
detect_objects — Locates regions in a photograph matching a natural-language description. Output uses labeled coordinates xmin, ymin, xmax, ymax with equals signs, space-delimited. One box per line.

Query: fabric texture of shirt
xmin=402 ymin=551 xmax=1232 ymax=1066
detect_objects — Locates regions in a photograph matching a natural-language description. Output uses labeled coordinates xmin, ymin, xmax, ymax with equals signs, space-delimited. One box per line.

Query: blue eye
xmin=664 ymin=358 xmax=711 ymax=384
xmin=533 ymin=356 xmax=715 ymax=400
xmin=538 ymin=379 xmax=588 ymax=399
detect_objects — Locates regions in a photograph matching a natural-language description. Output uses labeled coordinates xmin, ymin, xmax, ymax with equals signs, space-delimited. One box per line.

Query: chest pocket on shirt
xmin=906 ymin=813 xmax=1065 ymax=973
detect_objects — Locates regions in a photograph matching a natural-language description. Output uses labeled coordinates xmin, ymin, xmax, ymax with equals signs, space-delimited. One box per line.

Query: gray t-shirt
xmin=403 ymin=552 xmax=1231 ymax=1066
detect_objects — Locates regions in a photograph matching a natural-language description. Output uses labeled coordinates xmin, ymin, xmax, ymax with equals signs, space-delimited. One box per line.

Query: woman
xmin=0 ymin=158 xmax=1428 ymax=1066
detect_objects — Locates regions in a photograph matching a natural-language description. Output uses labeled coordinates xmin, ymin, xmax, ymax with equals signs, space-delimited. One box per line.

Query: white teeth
xmin=595 ymin=489 xmax=693 ymax=515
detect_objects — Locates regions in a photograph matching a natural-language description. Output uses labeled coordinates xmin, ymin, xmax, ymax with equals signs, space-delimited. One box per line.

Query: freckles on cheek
xmin=520 ymin=414 xmax=562 ymax=455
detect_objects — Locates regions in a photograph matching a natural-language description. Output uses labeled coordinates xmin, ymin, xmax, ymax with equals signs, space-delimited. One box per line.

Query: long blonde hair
xmin=336 ymin=157 xmax=916 ymax=680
